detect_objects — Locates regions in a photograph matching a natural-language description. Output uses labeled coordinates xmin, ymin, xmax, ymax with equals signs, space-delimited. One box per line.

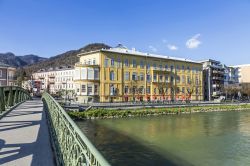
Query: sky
xmin=0 ymin=0 xmax=250 ymax=65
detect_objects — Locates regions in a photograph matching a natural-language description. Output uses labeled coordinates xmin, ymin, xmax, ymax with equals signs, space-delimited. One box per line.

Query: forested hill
xmin=23 ymin=43 xmax=111 ymax=76
xmin=0 ymin=53 xmax=47 ymax=67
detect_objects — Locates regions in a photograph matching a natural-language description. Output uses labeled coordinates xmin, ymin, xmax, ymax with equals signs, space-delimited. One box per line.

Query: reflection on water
xmin=76 ymin=111 xmax=250 ymax=166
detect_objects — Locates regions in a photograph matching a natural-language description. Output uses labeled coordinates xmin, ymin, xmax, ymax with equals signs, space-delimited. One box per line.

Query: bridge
xmin=0 ymin=86 xmax=110 ymax=166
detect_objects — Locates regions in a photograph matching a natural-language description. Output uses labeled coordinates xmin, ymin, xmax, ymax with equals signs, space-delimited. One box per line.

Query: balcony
xmin=49 ymin=80 xmax=55 ymax=84
xmin=212 ymin=76 xmax=223 ymax=80
xmin=212 ymin=91 xmax=221 ymax=96
xmin=212 ymin=84 xmax=220 ymax=88
xmin=49 ymin=75 xmax=55 ymax=78
xmin=39 ymin=76 xmax=45 ymax=79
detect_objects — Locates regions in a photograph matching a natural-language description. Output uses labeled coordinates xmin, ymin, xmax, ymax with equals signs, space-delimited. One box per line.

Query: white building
xmin=32 ymin=67 xmax=75 ymax=94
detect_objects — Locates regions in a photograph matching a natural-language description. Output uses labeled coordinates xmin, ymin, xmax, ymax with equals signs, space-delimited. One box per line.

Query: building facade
xmin=75 ymin=46 xmax=203 ymax=103
xmin=201 ymin=59 xmax=224 ymax=101
xmin=32 ymin=67 xmax=75 ymax=95
xmin=0 ymin=62 xmax=16 ymax=86
xmin=223 ymin=65 xmax=239 ymax=86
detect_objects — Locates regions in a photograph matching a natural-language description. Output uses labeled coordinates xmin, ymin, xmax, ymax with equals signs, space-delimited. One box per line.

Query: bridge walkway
xmin=0 ymin=99 xmax=55 ymax=166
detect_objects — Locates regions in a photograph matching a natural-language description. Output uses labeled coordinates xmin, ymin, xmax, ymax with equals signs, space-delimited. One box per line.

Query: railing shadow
xmin=5 ymin=111 xmax=43 ymax=118
xmin=0 ymin=102 xmax=54 ymax=166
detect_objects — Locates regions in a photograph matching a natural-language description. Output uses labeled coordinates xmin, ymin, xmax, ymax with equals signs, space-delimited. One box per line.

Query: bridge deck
xmin=0 ymin=99 xmax=55 ymax=166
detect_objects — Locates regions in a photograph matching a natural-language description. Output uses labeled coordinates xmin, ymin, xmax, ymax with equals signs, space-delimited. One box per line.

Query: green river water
xmin=76 ymin=111 xmax=250 ymax=166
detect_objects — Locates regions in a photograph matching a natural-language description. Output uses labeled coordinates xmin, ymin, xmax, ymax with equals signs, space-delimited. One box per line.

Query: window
xmin=176 ymin=87 xmax=180 ymax=94
xmin=165 ymin=75 xmax=169 ymax=82
xmin=171 ymin=76 xmax=174 ymax=83
xmin=140 ymin=73 xmax=144 ymax=81
xmin=125 ymin=59 xmax=129 ymax=67
xmin=88 ymin=59 xmax=91 ymax=65
xmin=165 ymin=64 xmax=168 ymax=70
xmin=139 ymin=86 xmax=144 ymax=94
xmin=159 ymin=75 xmax=163 ymax=82
xmin=196 ymin=88 xmax=199 ymax=95
xmin=124 ymin=86 xmax=129 ymax=94
xmin=104 ymin=59 xmax=109 ymax=67
xmin=93 ymin=59 xmax=96 ymax=65
xmin=125 ymin=72 xmax=130 ymax=81
xmin=146 ymin=86 xmax=151 ymax=94
xmin=132 ymin=59 xmax=137 ymax=68
xmin=132 ymin=72 xmax=137 ymax=81
xmin=81 ymin=85 xmax=86 ymax=93
xmin=153 ymin=64 xmax=157 ymax=70
xmin=159 ymin=65 xmax=162 ymax=70
xmin=84 ymin=59 xmax=87 ymax=64
xmin=88 ymin=85 xmax=92 ymax=94
xmin=171 ymin=87 xmax=174 ymax=94
xmin=176 ymin=76 xmax=180 ymax=83
xmin=171 ymin=65 xmax=174 ymax=72
xmin=140 ymin=60 xmax=144 ymax=68
xmin=0 ymin=70 xmax=2 ymax=77
xmin=146 ymin=74 xmax=151 ymax=82
xmin=182 ymin=65 xmax=185 ymax=72
xmin=153 ymin=73 xmax=157 ymax=82
xmin=94 ymin=69 xmax=99 ymax=80
xmin=187 ymin=66 xmax=190 ymax=72
xmin=111 ymin=58 xmax=115 ymax=66
xmin=147 ymin=63 xmax=150 ymax=70
xmin=94 ymin=85 xmax=98 ymax=93
xmin=182 ymin=75 xmax=185 ymax=83
xmin=196 ymin=77 xmax=199 ymax=85
xmin=117 ymin=58 xmax=121 ymax=68
xmin=176 ymin=65 xmax=180 ymax=71
xmin=182 ymin=87 xmax=185 ymax=93
xmin=110 ymin=71 xmax=115 ymax=81
xmin=187 ymin=76 xmax=191 ymax=84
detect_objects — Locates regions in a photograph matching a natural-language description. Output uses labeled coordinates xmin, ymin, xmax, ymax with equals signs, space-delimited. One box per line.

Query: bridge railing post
xmin=0 ymin=87 xmax=5 ymax=113
xmin=8 ymin=87 xmax=14 ymax=107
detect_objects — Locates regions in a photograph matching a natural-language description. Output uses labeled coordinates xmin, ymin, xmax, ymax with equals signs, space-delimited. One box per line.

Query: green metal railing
xmin=42 ymin=92 xmax=110 ymax=166
xmin=0 ymin=86 xmax=31 ymax=114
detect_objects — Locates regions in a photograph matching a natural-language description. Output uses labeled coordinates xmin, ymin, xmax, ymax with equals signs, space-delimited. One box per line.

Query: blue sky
xmin=0 ymin=0 xmax=250 ymax=65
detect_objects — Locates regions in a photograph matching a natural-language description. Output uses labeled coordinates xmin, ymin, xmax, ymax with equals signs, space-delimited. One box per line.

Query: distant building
xmin=32 ymin=67 xmax=75 ymax=94
xmin=75 ymin=45 xmax=204 ymax=103
xmin=231 ymin=64 xmax=250 ymax=98
xmin=201 ymin=59 xmax=224 ymax=101
xmin=232 ymin=64 xmax=250 ymax=83
xmin=0 ymin=62 xmax=17 ymax=86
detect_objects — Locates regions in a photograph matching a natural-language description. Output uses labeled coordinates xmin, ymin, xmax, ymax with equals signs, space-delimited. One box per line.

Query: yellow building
xmin=74 ymin=45 xmax=203 ymax=103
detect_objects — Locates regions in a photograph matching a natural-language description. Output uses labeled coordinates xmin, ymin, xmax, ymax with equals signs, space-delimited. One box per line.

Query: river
xmin=76 ymin=111 xmax=250 ymax=166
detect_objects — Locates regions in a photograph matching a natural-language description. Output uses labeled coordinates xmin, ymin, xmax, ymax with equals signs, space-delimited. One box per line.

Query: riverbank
xmin=68 ymin=104 xmax=250 ymax=120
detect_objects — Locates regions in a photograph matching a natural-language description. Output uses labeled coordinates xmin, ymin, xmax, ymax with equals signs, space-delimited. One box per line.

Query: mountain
xmin=24 ymin=43 xmax=111 ymax=76
xmin=0 ymin=52 xmax=47 ymax=67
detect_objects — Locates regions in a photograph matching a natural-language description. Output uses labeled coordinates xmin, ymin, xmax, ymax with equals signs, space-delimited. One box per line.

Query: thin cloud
xmin=186 ymin=34 xmax=201 ymax=49
xmin=167 ymin=44 xmax=178 ymax=51
xmin=149 ymin=45 xmax=157 ymax=52
xmin=162 ymin=39 xmax=167 ymax=43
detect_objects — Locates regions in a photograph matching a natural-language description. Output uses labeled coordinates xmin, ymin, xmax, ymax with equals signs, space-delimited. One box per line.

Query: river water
xmin=76 ymin=111 xmax=250 ymax=166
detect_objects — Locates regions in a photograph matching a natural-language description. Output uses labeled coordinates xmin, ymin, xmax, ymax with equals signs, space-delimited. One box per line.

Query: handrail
xmin=42 ymin=92 xmax=110 ymax=166
xmin=0 ymin=86 xmax=31 ymax=114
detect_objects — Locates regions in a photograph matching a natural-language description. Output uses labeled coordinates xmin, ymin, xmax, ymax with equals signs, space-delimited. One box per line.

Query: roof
xmin=78 ymin=47 xmax=202 ymax=64
xmin=199 ymin=59 xmax=221 ymax=64
xmin=232 ymin=64 xmax=250 ymax=68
